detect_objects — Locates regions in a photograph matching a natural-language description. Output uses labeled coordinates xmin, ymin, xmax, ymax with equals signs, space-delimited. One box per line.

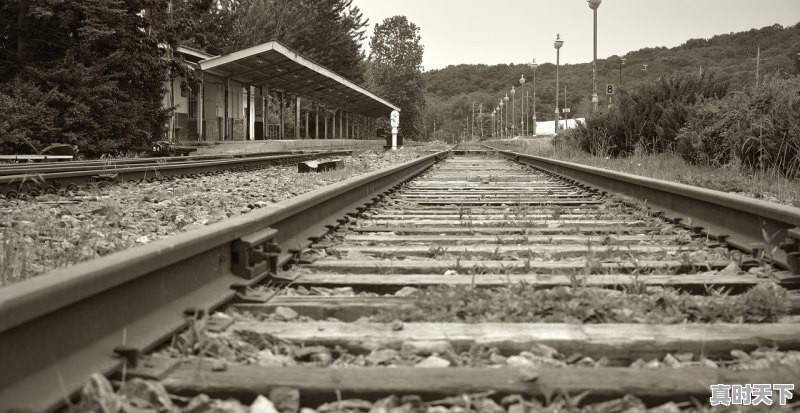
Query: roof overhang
xmin=199 ymin=41 xmax=398 ymax=116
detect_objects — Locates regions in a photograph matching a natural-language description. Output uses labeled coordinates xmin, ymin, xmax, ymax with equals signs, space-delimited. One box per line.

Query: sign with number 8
xmin=606 ymin=84 xmax=615 ymax=95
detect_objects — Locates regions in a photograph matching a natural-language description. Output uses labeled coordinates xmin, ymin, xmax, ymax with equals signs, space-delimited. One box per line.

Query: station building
xmin=162 ymin=41 xmax=399 ymax=143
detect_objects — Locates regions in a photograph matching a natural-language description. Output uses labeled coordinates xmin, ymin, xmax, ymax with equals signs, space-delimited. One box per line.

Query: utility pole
xmin=756 ymin=46 xmax=761 ymax=84
xmin=471 ymin=101 xmax=475 ymax=139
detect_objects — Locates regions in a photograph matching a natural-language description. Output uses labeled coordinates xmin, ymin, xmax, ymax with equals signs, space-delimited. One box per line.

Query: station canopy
xmin=199 ymin=41 xmax=399 ymax=117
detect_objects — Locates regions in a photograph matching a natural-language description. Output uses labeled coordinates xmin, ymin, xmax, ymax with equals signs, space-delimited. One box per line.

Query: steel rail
xmin=492 ymin=148 xmax=800 ymax=273
xmin=0 ymin=148 xmax=382 ymax=175
xmin=0 ymin=150 xmax=449 ymax=412
xmin=0 ymin=152 xmax=299 ymax=174
xmin=0 ymin=151 xmax=353 ymax=196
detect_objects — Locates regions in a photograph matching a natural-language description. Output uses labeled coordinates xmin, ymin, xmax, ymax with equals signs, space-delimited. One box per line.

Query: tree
xmin=0 ymin=0 xmax=212 ymax=156
xmin=365 ymin=16 xmax=426 ymax=140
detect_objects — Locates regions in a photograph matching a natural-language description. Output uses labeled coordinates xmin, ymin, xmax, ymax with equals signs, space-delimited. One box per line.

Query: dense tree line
xmin=0 ymin=0 xmax=384 ymax=156
xmin=424 ymin=23 xmax=800 ymax=142
xmin=0 ymin=0 xmax=209 ymax=156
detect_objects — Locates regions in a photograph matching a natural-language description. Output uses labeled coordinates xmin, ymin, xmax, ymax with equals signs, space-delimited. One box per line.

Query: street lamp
xmin=504 ymin=94 xmax=509 ymax=137
xmin=588 ymin=0 xmax=602 ymax=113
xmin=529 ymin=59 xmax=538 ymax=136
xmin=554 ymin=34 xmax=564 ymax=134
xmin=499 ymin=100 xmax=504 ymax=138
xmin=510 ymin=86 xmax=516 ymax=137
xmin=495 ymin=106 xmax=500 ymax=138
xmin=519 ymin=75 xmax=526 ymax=136
xmin=619 ymin=57 xmax=626 ymax=86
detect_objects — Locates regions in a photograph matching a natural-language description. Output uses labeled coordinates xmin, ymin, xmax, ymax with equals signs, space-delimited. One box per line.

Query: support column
xmin=223 ymin=79 xmax=230 ymax=140
xmin=338 ymin=110 xmax=343 ymax=139
xmin=324 ymin=109 xmax=329 ymax=139
xmin=345 ymin=112 xmax=350 ymax=139
xmin=279 ymin=91 xmax=285 ymax=139
xmin=305 ymin=111 xmax=309 ymax=139
xmin=332 ymin=109 xmax=336 ymax=139
xmin=197 ymin=79 xmax=204 ymax=141
xmin=246 ymin=85 xmax=251 ymax=140
xmin=262 ymin=87 xmax=268 ymax=140
xmin=315 ymin=103 xmax=319 ymax=139
xmin=295 ymin=96 xmax=301 ymax=140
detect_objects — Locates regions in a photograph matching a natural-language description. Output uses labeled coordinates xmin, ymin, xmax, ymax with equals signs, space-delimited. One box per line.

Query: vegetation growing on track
xmin=372 ymin=284 xmax=792 ymax=324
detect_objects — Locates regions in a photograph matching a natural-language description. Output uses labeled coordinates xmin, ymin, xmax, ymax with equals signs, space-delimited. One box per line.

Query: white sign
xmin=606 ymin=84 xmax=616 ymax=95
xmin=562 ymin=108 xmax=571 ymax=113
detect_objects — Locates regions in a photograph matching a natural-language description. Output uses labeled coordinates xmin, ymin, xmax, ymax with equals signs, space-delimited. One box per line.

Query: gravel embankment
xmin=0 ymin=146 xmax=445 ymax=285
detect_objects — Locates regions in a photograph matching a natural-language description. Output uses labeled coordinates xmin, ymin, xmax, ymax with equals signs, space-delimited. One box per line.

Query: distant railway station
xmin=163 ymin=41 xmax=399 ymax=143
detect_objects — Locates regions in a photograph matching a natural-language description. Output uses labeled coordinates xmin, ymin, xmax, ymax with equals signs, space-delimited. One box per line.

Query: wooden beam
xmin=227 ymin=321 xmax=800 ymax=362
xmin=271 ymin=273 xmax=772 ymax=292
xmin=161 ymin=359 xmax=800 ymax=406
xmin=303 ymin=259 xmax=730 ymax=275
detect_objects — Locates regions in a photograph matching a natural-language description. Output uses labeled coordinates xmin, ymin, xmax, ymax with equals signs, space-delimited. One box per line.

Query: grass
xmin=371 ymin=283 xmax=792 ymax=324
xmin=488 ymin=138 xmax=800 ymax=207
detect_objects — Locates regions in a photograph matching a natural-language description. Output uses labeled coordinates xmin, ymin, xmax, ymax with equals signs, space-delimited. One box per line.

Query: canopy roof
xmin=199 ymin=41 xmax=398 ymax=116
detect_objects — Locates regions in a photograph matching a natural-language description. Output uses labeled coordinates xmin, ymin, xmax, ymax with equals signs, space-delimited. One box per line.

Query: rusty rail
xmin=0 ymin=150 xmax=449 ymax=413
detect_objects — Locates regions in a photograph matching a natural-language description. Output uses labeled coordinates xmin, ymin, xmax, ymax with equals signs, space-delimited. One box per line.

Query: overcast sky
xmin=355 ymin=0 xmax=800 ymax=71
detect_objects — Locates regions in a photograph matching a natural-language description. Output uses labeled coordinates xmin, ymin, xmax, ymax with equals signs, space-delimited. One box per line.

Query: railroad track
xmin=0 ymin=150 xmax=353 ymax=197
xmin=3 ymin=148 xmax=800 ymax=411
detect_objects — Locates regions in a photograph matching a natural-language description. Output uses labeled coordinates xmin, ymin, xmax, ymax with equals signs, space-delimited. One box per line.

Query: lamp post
xmin=496 ymin=105 xmax=500 ymax=138
xmin=529 ymin=59 xmax=538 ymax=136
xmin=503 ymin=94 xmax=509 ymax=137
xmin=519 ymin=75 xmax=526 ymax=136
xmin=499 ymin=100 xmax=504 ymax=138
xmin=510 ymin=86 xmax=516 ymax=137
xmin=619 ymin=57 xmax=626 ymax=86
xmin=554 ymin=34 xmax=564 ymax=135
xmin=496 ymin=106 xmax=500 ymax=138
xmin=588 ymin=0 xmax=602 ymax=113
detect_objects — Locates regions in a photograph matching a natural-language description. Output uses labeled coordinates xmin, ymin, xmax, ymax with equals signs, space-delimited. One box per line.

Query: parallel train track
xmin=0 ymin=150 xmax=354 ymax=197
xmin=2 ymin=147 xmax=800 ymax=411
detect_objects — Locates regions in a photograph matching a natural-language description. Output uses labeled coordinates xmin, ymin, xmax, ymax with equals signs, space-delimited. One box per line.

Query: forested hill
xmin=422 ymin=23 xmax=800 ymax=140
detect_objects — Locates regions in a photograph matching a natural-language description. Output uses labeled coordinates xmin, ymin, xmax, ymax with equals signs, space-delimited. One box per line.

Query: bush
xmin=676 ymin=75 xmax=800 ymax=177
xmin=564 ymin=72 xmax=730 ymax=156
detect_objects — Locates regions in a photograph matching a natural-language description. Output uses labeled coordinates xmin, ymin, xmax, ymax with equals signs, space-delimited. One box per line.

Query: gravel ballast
xmin=0 ymin=146 xmax=445 ymax=285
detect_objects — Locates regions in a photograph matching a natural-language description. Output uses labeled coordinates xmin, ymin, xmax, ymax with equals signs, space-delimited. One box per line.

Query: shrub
xmin=676 ymin=75 xmax=800 ymax=177
xmin=564 ymin=72 xmax=730 ymax=157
